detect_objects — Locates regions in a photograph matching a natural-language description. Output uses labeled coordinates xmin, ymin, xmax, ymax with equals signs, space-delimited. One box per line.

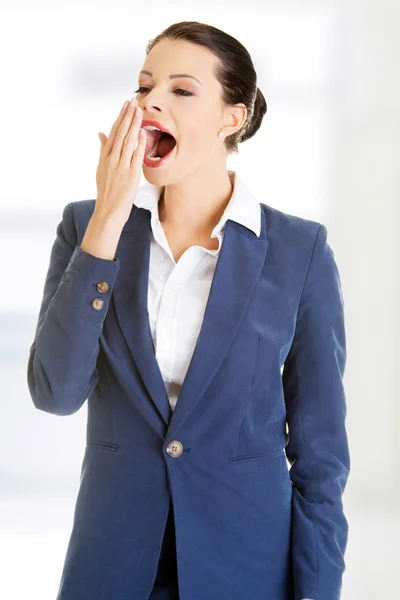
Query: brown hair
xmin=144 ymin=21 xmax=267 ymax=155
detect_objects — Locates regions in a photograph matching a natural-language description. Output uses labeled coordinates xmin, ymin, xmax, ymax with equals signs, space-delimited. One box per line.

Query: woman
xmin=27 ymin=21 xmax=350 ymax=600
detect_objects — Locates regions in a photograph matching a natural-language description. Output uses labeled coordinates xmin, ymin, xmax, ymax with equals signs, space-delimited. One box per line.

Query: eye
xmin=174 ymin=89 xmax=193 ymax=97
xmin=134 ymin=87 xmax=193 ymax=97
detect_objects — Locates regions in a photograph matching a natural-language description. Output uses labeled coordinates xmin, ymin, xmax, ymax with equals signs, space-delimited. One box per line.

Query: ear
xmin=221 ymin=103 xmax=247 ymax=138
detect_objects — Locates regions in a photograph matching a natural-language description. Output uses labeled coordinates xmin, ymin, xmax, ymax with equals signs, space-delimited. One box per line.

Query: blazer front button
xmin=166 ymin=440 xmax=183 ymax=458
xmin=92 ymin=298 xmax=104 ymax=310
xmin=96 ymin=281 xmax=109 ymax=293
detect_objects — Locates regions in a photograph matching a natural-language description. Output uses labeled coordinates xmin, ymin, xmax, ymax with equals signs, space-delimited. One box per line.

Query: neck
xmin=158 ymin=168 xmax=235 ymax=236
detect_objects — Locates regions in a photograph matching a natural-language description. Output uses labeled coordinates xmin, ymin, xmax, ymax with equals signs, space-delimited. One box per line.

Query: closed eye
xmin=134 ymin=87 xmax=193 ymax=97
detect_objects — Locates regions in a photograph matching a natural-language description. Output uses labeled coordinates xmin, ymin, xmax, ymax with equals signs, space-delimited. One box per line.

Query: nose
xmin=140 ymin=89 xmax=165 ymax=114
xmin=142 ymin=100 xmax=162 ymax=114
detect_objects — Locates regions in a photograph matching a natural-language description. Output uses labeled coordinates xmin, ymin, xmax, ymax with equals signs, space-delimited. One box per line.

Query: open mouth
xmin=145 ymin=130 xmax=177 ymax=160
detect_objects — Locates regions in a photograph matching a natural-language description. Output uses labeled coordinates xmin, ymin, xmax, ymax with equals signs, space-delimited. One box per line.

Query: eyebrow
xmin=139 ymin=70 xmax=203 ymax=86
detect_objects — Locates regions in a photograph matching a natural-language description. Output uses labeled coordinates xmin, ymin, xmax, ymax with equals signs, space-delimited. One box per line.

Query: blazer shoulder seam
xmin=296 ymin=223 xmax=322 ymax=312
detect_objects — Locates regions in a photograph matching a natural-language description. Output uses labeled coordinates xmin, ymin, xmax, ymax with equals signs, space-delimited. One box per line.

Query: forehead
xmin=141 ymin=38 xmax=219 ymax=83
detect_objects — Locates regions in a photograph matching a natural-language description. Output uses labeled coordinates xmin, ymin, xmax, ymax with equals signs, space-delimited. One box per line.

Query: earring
xmin=217 ymin=130 xmax=224 ymax=138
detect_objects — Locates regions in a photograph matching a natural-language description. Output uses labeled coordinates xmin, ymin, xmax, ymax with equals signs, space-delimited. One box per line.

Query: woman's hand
xmin=95 ymin=97 xmax=147 ymax=227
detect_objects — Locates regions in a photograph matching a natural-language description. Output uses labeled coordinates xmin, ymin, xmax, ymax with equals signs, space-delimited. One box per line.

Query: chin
xmin=142 ymin=168 xmax=170 ymax=186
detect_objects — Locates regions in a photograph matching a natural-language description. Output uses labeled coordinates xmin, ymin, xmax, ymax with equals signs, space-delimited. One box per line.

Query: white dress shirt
xmin=133 ymin=170 xmax=260 ymax=413
xmin=134 ymin=170 xmax=314 ymax=600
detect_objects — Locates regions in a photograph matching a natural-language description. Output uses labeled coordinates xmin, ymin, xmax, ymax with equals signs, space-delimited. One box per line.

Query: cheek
xmin=175 ymin=103 xmax=220 ymax=155
xmin=185 ymin=116 xmax=218 ymax=149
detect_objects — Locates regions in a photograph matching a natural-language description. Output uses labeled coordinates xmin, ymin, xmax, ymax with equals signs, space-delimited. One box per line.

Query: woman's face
xmin=136 ymin=38 xmax=246 ymax=184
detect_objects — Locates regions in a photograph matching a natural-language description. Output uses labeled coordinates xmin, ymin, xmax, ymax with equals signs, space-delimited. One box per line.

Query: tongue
xmin=145 ymin=130 xmax=159 ymax=155
xmin=145 ymin=130 xmax=176 ymax=158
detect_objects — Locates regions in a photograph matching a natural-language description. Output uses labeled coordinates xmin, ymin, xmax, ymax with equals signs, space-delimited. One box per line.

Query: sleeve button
xmin=92 ymin=298 xmax=104 ymax=310
xmin=96 ymin=281 xmax=109 ymax=293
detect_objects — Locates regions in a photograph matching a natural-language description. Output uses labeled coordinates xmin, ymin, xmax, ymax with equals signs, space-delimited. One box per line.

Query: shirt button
xmin=92 ymin=298 xmax=104 ymax=310
xmin=166 ymin=440 xmax=183 ymax=458
xmin=96 ymin=281 xmax=109 ymax=293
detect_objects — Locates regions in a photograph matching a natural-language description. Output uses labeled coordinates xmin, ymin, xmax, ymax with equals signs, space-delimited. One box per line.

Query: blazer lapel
xmin=169 ymin=210 xmax=268 ymax=434
xmin=111 ymin=199 xmax=269 ymax=438
xmin=112 ymin=207 xmax=173 ymax=433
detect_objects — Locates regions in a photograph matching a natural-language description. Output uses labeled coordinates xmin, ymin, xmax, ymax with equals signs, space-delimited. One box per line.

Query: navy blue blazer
xmin=27 ymin=195 xmax=350 ymax=600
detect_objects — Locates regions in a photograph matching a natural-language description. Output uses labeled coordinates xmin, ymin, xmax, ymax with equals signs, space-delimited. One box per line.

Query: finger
xmin=121 ymin=106 xmax=144 ymax=165
xmin=130 ymin=127 xmax=147 ymax=168
xmin=110 ymin=99 xmax=138 ymax=162
xmin=103 ymin=99 xmax=132 ymax=157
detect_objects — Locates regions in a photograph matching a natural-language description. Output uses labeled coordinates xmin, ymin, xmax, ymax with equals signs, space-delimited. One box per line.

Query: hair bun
xmin=240 ymin=88 xmax=268 ymax=144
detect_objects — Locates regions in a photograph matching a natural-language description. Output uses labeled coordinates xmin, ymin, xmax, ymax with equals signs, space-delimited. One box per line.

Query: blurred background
xmin=0 ymin=0 xmax=398 ymax=598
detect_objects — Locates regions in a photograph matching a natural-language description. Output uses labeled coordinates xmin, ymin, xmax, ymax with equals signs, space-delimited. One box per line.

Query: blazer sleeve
xmin=282 ymin=224 xmax=350 ymax=600
xmin=27 ymin=201 xmax=121 ymax=416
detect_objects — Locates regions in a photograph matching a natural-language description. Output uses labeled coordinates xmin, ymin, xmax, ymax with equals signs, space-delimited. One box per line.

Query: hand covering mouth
xmin=145 ymin=130 xmax=177 ymax=159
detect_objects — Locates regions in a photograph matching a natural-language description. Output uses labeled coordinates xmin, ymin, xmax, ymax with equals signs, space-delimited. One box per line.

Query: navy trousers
xmin=148 ymin=499 xmax=180 ymax=599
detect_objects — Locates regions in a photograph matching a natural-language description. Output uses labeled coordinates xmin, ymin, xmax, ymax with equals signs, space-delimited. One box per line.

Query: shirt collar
xmin=133 ymin=170 xmax=261 ymax=239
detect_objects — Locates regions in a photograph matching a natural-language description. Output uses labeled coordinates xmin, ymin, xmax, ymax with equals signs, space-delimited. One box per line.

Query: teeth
xmin=144 ymin=125 xmax=162 ymax=160
xmin=143 ymin=125 xmax=174 ymax=136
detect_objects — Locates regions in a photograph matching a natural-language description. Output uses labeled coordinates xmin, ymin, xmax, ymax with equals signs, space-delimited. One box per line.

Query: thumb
xmin=98 ymin=132 xmax=107 ymax=149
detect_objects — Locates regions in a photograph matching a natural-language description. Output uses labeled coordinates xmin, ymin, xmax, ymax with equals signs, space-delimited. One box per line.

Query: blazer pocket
xmin=86 ymin=439 xmax=119 ymax=452
xmin=228 ymin=450 xmax=284 ymax=464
